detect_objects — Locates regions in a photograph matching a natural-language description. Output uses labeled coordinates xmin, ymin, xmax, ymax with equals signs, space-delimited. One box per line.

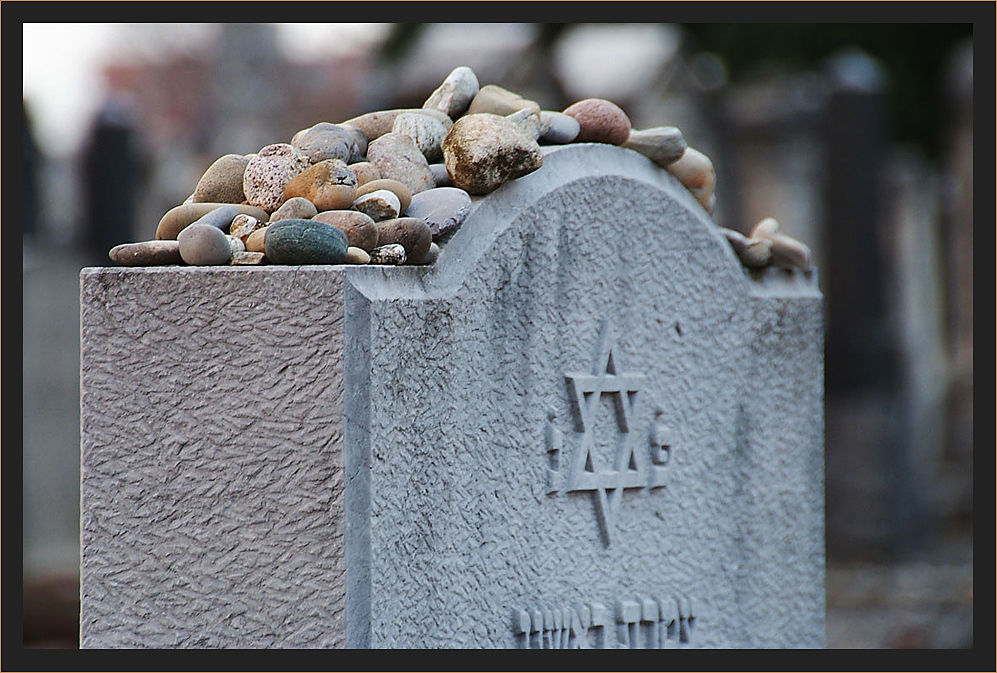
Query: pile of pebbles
xmin=108 ymin=65 xmax=811 ymax=272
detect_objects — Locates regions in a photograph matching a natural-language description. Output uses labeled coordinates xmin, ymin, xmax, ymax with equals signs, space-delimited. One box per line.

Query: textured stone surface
xmin=81 ymin=144 xmax=824 ymax=649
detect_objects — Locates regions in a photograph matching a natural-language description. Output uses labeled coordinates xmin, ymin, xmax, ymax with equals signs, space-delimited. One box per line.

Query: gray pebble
xmin=392 ymin=112 xmax=448 ymax=163
xmin=623 ymin=126 xmax=688 ymax=167
xmin=366 ymin=132 xmax=436 ymax=195
xmin=428 ymin=163 xmax=453 ymax=187
xmin=177 ymin=222 xmax=233 ymax=265
xmin=404 ymin=187 xmax=472 ymax=239
xmin=422 ymin=66 xmax=480 ymax=119
xmin=539 ymin=110 xmax=581 ymax=145
xmin=269 ymin=196 xmax=318 ymax=224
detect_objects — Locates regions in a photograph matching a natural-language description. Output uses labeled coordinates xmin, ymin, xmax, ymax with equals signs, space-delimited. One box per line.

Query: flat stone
xmin=562 ymin=98 xmax=632 ymax=145
xmin=108 ymin=240 xmax=183 ymax=266
xmin=392 ymin=112 xmax=448 ymax=163
xmin=192 ymin=154 xmax=251 ymax=204
xmin=538 ymin=110 xmax=580 ymax=145
xmin=355 ymin=178 xmax=412 ymax=214
xmin=403 ymin=186 xmax=472 ymax=239
xmin=263 ymin=218 xmax=349 ymax=265
xmin=441 ymin=113 xmax=543 ymax=195
xmin=283 ymin=160 xmax=358 ymax=212
xmin=243 ymin=143 xmax=311 ymax=213
xmin=230 ymin=251 xmax=267 ymax=265
xmin=466 ymin=84 xmax=541 ymax=117
xmin=291 ymin=122 xmax=361 ymax=165
xmin=341 ymin=108 xmax=452 ymax=143
xmin=373 ymin=217 xmax=432 ymax=264
xmin=623 ymin=126 xmax=687 ymax=167
xmin=269 ymin=196 xmax=318 ymax=224
xmin=352 ymin=189 xmax=401 ymax=222
xmin=311 ymin=210 xmax=379 ymax=252
xmin=366 ymin=133 xmax=436 ymax=195
xmin=422 ymin=66 xmax=479 ymax=119
xmin=177 ymin=222 xmax=233 ymax=265
xmin=156 ymin=203 xmax=269 ymax=240
xmin=368 ymin=243 xmax=406 ymax=265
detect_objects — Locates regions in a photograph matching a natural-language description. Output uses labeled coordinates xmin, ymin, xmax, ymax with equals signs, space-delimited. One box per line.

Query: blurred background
xmin=23 ymin=22 xmax=973 ymax=648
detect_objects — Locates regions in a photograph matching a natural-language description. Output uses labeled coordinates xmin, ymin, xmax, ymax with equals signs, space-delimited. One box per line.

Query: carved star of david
xmin=564 ymin=321 xmax=648 ymax=546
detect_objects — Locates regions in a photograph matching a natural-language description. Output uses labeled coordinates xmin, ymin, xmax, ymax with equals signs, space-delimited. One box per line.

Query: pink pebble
xmin=562 ymin=98 xmax=632 ymax=145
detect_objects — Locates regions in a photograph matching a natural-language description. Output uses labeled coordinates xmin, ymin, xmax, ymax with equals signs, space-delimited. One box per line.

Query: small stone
xmin=229 ymin=214 xmax=266 ymax=242
xmin=177 ymin=222 xmax=233 ymax=265
xmin=269 ymin=196 xmax=318 ymax=224
xmin=369 ymin=243 xmax=407 ymax=265
xmin=720 ymin=228 xmax=772 ymax=268
xmin=404 ymin=187 xmax=472 ymax=239
xmin=413 ymin=241 xmax=440 ymax=266
xmin=355 ymin=178 xmax=413 ymax=214
xmin=345 ymin=246 xmax=371 ymax=265
xmin=245 ymin=226 xmax=269 ymax=253
xmin=562 ymin=98 xmax=632 ymax=145
xmin=341 ymin=108 xmax=452 ymax=143
xmin=751 ymin=218 xmax=811 ymax=270
xmin=466 ymin=84 xmax=541 ymax=117
xmin=339 ymin=124 xmax=368 ymax=160
xmin=156 ymin=203 xmax=269 ymax=240
xmin=750 ymin=217 xmax=780 ymax=240
xmin=442 ymin=113 xmax=543 ymax=195
xmin=263 ymin=218 xmax=349 ymax=265
xmin=428 ymin=163 xmax=453 ymax=187
xmin=291 ymin=122 xmax=361 ymax=165
xmin=243 ymin=143 xmax=311 ymax=213
xmin=226 ymin=234 xmax=246 ymax=255
xmin=366 ymin=133 xmax=436 ymax=195
xmin=311 ymin=210 xmax=380 ymax=252
xmin=192 ymin=154 xmax=251 ymax=204
xmin=347 ymin=161 xmax=381 ymax=186
xmin=392 ymin=112 xmax=448 ymax=163
xmin=283 ymin=159 xmax=358 ymax=212
xmin=422 ymin=66 xmax=480 ymax=119
xmin=230 ymin=251 xmax=267 ymax=265
xmin=108 ymin=240 xmax=183 ymax=266
xmin=538 ymin=110 xmax=580 ymax=145
xmin=665 ymin=147 xmax=716 ymax=213
xmin=352 ymin=189 xmax=401 ymax=222
xmin=190 ymin=204 xmax=241 ymax=233
xmin=374 ymin=217 xmax=432 ymax=264
xmin=623 ymin=126 xmax=688 ymax=167
xmin=505 ymin=108 xmax=542 ymax=140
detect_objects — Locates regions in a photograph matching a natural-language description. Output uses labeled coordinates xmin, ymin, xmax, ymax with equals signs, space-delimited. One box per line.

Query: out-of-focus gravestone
xmin=80 ymin=144 xmax=825 ymax=648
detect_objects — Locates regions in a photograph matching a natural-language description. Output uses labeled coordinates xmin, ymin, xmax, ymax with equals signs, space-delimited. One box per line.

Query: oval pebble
xmin=192 ymin=154 xmax=250 ymax=204
xmin=108 ymin=240 xmax=183 ymax=266
xmin=538 ymin=110 xmax=580 ymax=145
xmin=466 ymin=84 xmax=541 ymax=117
xmin=345 ymin=246 xmax=371 ymax=265
xmin=392 ymin=112 xmax=448 ymax=163
xmin=365 ymin=133 xmax=436 ymax=195
xmin=311 ymin=210 xmax=380 ymax=252
xmin=422 ymin=66 xmax=479 ymax=119
xmin=269 ymin=196 xmax=318 ymax=223
xmin=562 ymin=98 xmax=632 ymax=145
xmin=374 ymin=217 xmax=432 ymax=264
xmin=283 ymin=159 xmax=358 ymax=212
xmin=156 ymin=203 xmax=269 ymax=240
xmin=263 ymin=218 xmax=349 ymax=265
xmin=404 ymin=187 xmax=472 ymax=239
xmin=291 ymin=122 xmax=358 ymax=165
xmin=347 ymin=161 xmax=381 ymax=186
xmin=177 ymin=222 xmax=233 ymax=265
xmin=246 ymin=226 xmax=268 ymax=253
xmin=623 ymin=126 xmax=687 ymax=167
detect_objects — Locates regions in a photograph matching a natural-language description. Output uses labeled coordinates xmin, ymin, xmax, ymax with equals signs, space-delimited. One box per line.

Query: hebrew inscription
xmin=550 ymin=321 xmax=674 ymax=545
xmin=512 ymin=594 xmax=696 ymax=649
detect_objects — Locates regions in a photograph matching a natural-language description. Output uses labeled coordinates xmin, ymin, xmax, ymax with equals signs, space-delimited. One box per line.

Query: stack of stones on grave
xmin=108 ymin=65 xmax=811 ymax=272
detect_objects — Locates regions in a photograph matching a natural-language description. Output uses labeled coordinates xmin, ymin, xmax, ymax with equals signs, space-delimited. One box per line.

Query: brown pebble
xmin=109 ymin=240 xmax=183 ymax=266
xmin=312 ymin=210 xmax=380 ymax=252
xmin=355 ymin=178 xmax=413 ymax=214
xmin=245 ymin=227 xmax=269 ymax=252
xmin=374 ymin=217 xmax=432 ymax=264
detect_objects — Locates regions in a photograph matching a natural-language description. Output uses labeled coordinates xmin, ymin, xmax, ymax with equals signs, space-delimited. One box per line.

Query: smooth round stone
xmin=243 ymin=143 xmax=311 ymax=213
xmin=177 ymin=222 xmax=233 ymax=265
xmin=229 ymin=214 xmax=266 ymax=242
xmin=428 ymin=163 xmax=453 ymax=187
xmin=562 ymin=98 xmax=632 ymax=145
xmin=422 ymin=66 xmax=480 ymax=119
xmin=352 ymin=189 xmax=401 ymax=222
xmin=156 ymin=203 xmax=269 ymax=240
xmin=109 ymin=240 xmax=183 ymax=266
xmin=291 ymin=122 xmax=359 ymax=165
xmin=245 ymin=226 xmax=268 ymax=252
xmin=347 ymin=161 xmax=381 ymax=186
xmin=466 ymin=84 xmax=541 ymax=117
xmin=441 ymin=113 xmax=543 ymax=195
xmin=339 ymin=124 xmax=368 ymax=160
xmin=312 ymin=210 xmax=379 ymax=252
xmin=373 ymin=217 xmax=432 ymax=264
xmin=355 ymin=178 xmax=412 ymax=214
xmin=369 ymin=243 xmax=406 ymax=265
xmin=231 ymin=251 xmax=267 ymax=265
xmin=539 ymin=110 xmax=580 ymax=145
xmin=665 ymin=147 xmax=715 ymax=212
xmin=269 ymin=196 xmax=318 ymax=224
xmin=392 ymin=112 xmax=447 ymax=163
xmin=623 ymin=126 xmax=688 ymax=167
xmin=345 ymin=246 xmax=371 ymax=265
xmin=340 ymin=108 xmax=452 ymax=143
xmin=404 ymin=187 xmax=472 ymax=239
xmin=283 ymin=159 xmax=358 ymax=212
xmin=263 ymin=218 xmax=349 ymax=265
xmin=366 ymin=133 xmax=436 ymax=195
xmin=505 ymin=108 xmax=542 ymax=140
xmin=192 ymin=154 xmax=250 ymax=204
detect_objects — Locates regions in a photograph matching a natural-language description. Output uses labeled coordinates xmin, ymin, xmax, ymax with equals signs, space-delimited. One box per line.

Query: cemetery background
xmin=22 ymin=21 xmax=974 ymax=649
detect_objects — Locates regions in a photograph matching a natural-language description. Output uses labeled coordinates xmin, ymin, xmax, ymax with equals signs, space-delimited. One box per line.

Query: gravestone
xmin=80 ymin=143 xmax=825 ymax=648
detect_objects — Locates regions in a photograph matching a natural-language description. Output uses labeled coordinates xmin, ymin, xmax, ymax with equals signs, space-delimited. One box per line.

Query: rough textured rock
xmin=243 ymin=144 xmax=311 ymax=213
xmin=109 ymin=240 xmax=183 ymax=266
xmin=422 ymin=66 xmax=480 ymax=118
xmin=365 ymin=133 xmax=436 ymax=195
xmin=341 ymin=108 xmax=452 ymax=143
xmin=562 ymin=98 xmax=632 ymax=145
xmin=192 ymin=154 xmax=251 ymax=204
xmin=392 ymin=112 xmax=448 ymax=163
xmin=347 ymin=161 xmax=381 ymax=187
xmin=264 ymin=218 xmax=349 ymax=265
xmin=283 ymin=160 xmax=358 ymax=212
xmin=229 ymin=214 xmax=267 ymax=242
xmin=441 ymin=113 xmax=543 ymax=195
xmin=368 ymin=243 xmax=406 ymax=265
